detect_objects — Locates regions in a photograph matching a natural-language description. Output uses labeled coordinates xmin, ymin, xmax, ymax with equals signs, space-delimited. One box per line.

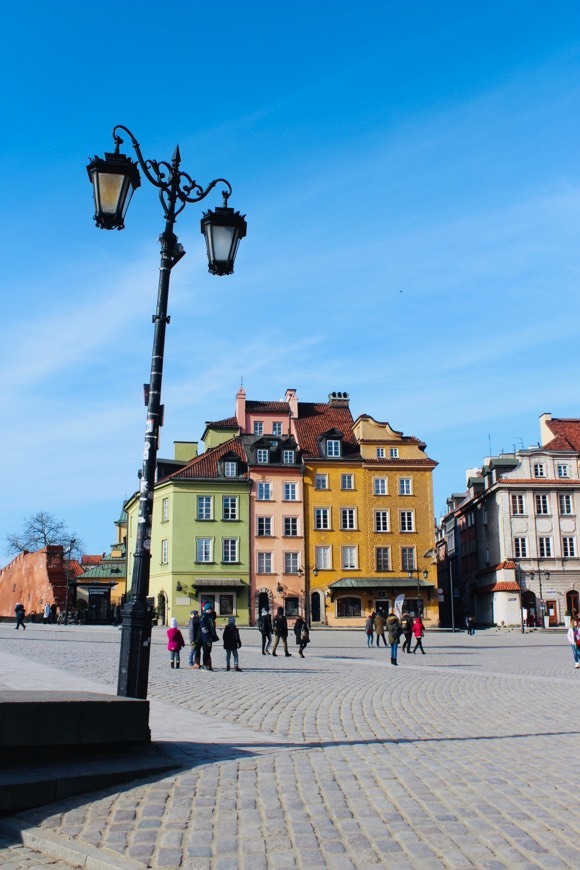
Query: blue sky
xmin=1 ymin=1 xmax=580 ymax=561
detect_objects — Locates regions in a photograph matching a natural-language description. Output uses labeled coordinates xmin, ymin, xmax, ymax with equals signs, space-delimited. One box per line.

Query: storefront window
xmin=284 ymin=597 xmax=299 ymax=617
xmin=337 ymin=596 xmax=361 ymax=618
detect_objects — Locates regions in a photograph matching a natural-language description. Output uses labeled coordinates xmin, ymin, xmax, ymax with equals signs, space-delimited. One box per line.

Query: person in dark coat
xmin=222 ymin=617 xmax=242 ymax=671
xmin=293 ymin=616 xmax=310 ymax=658
xmin=14 ymin=602 xmax=26 ymax=630
xmin=200 ymin=602 xmax=218 ymax=670
xmin=272 ymin=607 xmax=291 ymax=657
xmin=374 ymin=611 xmax=387 ymax=647
xmin=187 ymin=609 xmax=202 ymax=668
xmin=259 ymin=608 xmax=273 ymax=654
xmin=400 ymin=612 xmax=414 ymax=653
xmin=386 ymin=612 xmax=401 ymax=666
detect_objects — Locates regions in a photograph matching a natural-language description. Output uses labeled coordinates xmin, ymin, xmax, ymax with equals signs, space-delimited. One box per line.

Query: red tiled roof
xmin=503 ymin=478 xmax=579 ymax=485
xmin=294 ymin=402 xmax=359 ymax=459
xmin=246 ymin=401 xmax=291 ymax=413
xmin=165 ymin=437 xmax=249 ymax=481
xmin=478 ymin=581 xmax=521 ymax=594
xmin=81 ymin=555 xmax=103 ymax=566
xmin=363 ymin=458 xmax=438 ymax=467
xmin=204 ymin=416 xmax=238 ymax=429
xmin=543 ymin=418 xmax=580 ymax=451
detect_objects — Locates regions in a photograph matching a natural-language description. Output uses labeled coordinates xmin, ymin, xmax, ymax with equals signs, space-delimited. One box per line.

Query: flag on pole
xmin=394 ymin=594 xmax=405 ymax=618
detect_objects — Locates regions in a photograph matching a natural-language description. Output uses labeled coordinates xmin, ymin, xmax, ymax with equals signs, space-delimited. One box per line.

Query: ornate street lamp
xmin=298 ymin=564 xmax=319 ymax=628
xmin=408 ymin=568 xmax=429 ymax=617
xmin=87 ymin=126 xmax=246 ymax=699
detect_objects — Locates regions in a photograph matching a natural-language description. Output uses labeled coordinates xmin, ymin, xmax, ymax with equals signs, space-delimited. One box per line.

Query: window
xmin=283 ymin=517 xmax=298 ymax=536
xmin=284 ymin=552 xmax=300 ymax=573
xmin=374 ymin=510 xmax=389 ymax=532
xmin=219 ymin=594 xmax=234 ymax=616
xmin=257 ymin=552 xmax=273 ymax=573
xmin=341 ymin=508 xmax=357 ymax=530
xmin=538 ymin=537 xmax=552 ymax=557
xmin=341 ymin=473 xmax=354 ymax=490
xmin=376 ymin=547 xmax=390 ymax=571
xmin=272 ymin=422 xmax=282 ymax=436
xmin=342 ymin=546 xmax=358 ymax=569
xmin=374 ymin=477 xmax=388 ymax=495
xmin=401 ymin=547 xmax=415 ymax=571
xmin=196 ymin=538 xmax=213 ymax=563
xmin=257 ymin=449 xmax=269 ymax=464
xmin=161 ymin=539 xmax=168 ymax=564
xmin=376 ymin=447 xmax=385 ymax=458
xmin=315 ymin=508 xmax=331 ymax=529
xmin=326 ymin=439 xmax=341 ymax=457
xmin=511 ymin=494 xmax=525 ymax=515
xmin=283 ymin=450 xmax=295 ymax=464
xmin=557 ymin=464 xmax=570 ymax=479
xmin=533 ymin=463 xmax=546 ymax=478
xmin=257 ymin=517 xmax=272 ymax=536
xmin=390 ymin=448 xmax=399 ymax=458
xmin=400 ymin=511 xmax=415 ymax=532
xmin=200 ymin=594 xmax=215 ymax=611
xmin=162 ymin=498 xmax=169 ymax=522
xmin=284 ymin=597 xmax=300 ymax=617
xmin=315 ymin=546 xmax=331 ymax=569
xmin=398 ymin=478 xmax=412 ymax=496
xmin=222 ymin=538 xmax=238 ymax=563
xmin=253 ymin=422 xmax=264 ymax=435
xmin=224 ymin=461 xmax=237 ymax=477
xmin=284 ymin=482 xmax=297 ymax=500
xmin=223 ymin=496 xmax=238 ymax=520
xmin=563 ymin=536 xmax=576 ymax=557
xmin=337 ymin=596 xmax=361 ymax=617
xmin=315 ymin=473 xmax=328 ymax=490
xmin=197 ymin=496 xmax=212 ymax=520
xmin=535 ymin=494 xmax=549 ymax=515
xmin=514 ymin=537 xmax=527 ymax=558
xmin=559 ymin=494 xmax=573 ymax=515
xmin=257 ymin=482 xmax=272 ymax=500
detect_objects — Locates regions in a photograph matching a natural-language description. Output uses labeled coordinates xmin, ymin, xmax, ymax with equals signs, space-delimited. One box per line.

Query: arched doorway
xmin=566 ymin=590 xmax=579 ymax=620
xmin=311 ymin=591 xmax=321 ymax=623
xmin=522 ymin=590 xmax=537 ymax=627
xmin=255 ymin=587 xmax=273 ymax=626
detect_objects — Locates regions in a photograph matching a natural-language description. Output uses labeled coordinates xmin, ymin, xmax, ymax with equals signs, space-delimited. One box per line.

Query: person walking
xmin=374 ymin=611 xmax=387 ymax=647
xmin=400 ymin=612 xmax=414 ymax=653
xmin=167 ymin=617 xmax=185 ymax=669
xmin=200 ymin=602 xmax=218 ymax=670
xmin=365 ymin=613 xmax=374 ymax=647
xmin=467 ymin=616 xmax=475 ymax=636
xmin=187 ymin=609 xmax=202 ymax=668
xmin=272 ymin=607 xmax=292 ymax=657
xmin=386 ymin=611 xmax=401 ymax=665
xmin=223 ymin=617 xmax=242 ymax=671
xmin=294 ymin=615 xmax=310 ymax=658
xmin=412 ymin=615 xmax=426 ymax=654
xmin=567 ymin=618 xmax=580 ymax=669
xmin=259 ymin=608 xmax=273 ymax=655
xmin=14 ymin=602 xmax=26 ymax=630
xmin=43 ymin=602 xmax=51 ymax=625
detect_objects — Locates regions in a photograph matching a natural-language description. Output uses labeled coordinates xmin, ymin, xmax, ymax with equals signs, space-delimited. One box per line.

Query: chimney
xmin=285 ymin=388 xmax=298 ymax=418
xmin=539 ymin=412 xmax=553 ymax=446
xmin=236 ymin=387 xmax=246 ymax=432
xmin=328 ymin=391 xmax=350 ymax=407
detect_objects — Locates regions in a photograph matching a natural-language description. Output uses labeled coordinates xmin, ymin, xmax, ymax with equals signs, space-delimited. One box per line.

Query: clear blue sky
xmin=1 ymin=1 xmax=579 ymax=561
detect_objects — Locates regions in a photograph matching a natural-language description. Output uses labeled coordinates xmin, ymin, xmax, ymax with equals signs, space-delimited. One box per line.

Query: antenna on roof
xmin=240 ymin=375 xmax=244 ymax=387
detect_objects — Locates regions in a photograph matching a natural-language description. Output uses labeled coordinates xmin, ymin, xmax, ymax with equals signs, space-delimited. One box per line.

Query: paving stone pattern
xmin=0 ymin=624 xmax=578 ymax=868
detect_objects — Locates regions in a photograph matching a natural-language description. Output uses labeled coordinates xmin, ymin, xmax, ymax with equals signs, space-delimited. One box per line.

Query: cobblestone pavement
xmin=0 ymin=623 xmax=579 ymax=868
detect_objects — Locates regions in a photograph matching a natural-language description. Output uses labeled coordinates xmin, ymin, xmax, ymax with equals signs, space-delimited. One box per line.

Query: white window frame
xmin=196 ymin=538 xmax=213 ymax=563
xmin=341 ymin=473 xmax=354 ymax=490
xmin=257 ymin=516 xmax=273 ymax=537
xmin=376 ymin=546 xmax=390 ymax=571
xmin=222 ymin=538 xmax=239 ymax=563
xmin=256 ymin=449 xmax=269 ymax=464
xmin=341 ymin=545 xmax=358 ymax=570
xmin=315 ymin=473 xmax=329 ymax=490
xmin=563 ymin=536 xmax=576 ymax=557
xmin=326 ymin=439 xmax=341 ymax=457
xmin=253 ymin=421 xmax=264 ymax=435
xmin=390 ymin=447 xmax=399 ymax=458
xmin=376 ymin=447 xmax=385 ymax=458
xmin=374 ymin=477 xmax=388 ymax=496
xmin=161 ymin=539 xmax=168 ymax=564
xmin=559 ymin=494 xmax=573 ymax=515
xmin=197 ymin=496 xmax=212 ymax=520
xmin=538 ymin=536 xmax=552 ymax=558
xmin=315 ymin=546 xmax=332 ymax=570
xmin=374 ymin=510 xmax=389 ymax=532
xmin=283 ymin=516 xmax=299 ymax=537
xmin=401 ymin=547 xmax=415 ymax=571
xmin=224 ymin=461 xmax=237 ymax=478
xmin=257 ymin=482 xmax=272 ymax=501
xmin=340 ymin=508 xmax=357 ymax=530
xmin=257 ymin=551 xmax=273 ymax=573
xmin=535 ymin=494 xmax=549 ymax=515
xmin=557 ymin=464 xmax=570 ymax=479
xmin=533 ymin=463 xmax=546 ymax=479
xmin=511 ymin=494 xmax=525 ymax=515
xmin=284 ymin=482 xmax=297 ymax=501
xmin=283 ymin=552 xmax=300 ymax=574
xmin=283 ymin=449 xmax=295 ymax=464
xmin=400 ymin=510 xmax=415 ymax=533
xmin=514 ymin=537 xmax=527 ymax=558
xmin=398 ymin=477 xmax=412 ymax=496
xmin=272 ymin=422 xmax=282 ymax=436
xmin=222 ymin=496 xmax=238 ymax=521
xmin=315 ymin=507 xmax=331 ymax=530
xmin=162 ymin=498 xmax=169 ymax=522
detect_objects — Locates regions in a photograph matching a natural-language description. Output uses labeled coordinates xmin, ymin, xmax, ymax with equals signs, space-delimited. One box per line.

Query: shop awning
xmin=193 ymin=578 xmax=246 ymax=588
xmin=328 ymin=577 xmax=435 ymax=590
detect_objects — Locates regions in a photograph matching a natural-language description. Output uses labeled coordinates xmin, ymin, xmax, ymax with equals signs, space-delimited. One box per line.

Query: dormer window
xmin=533 ymin=463 xmax=546 ymax=479
xmin=224 ymin=461 xmax=237 ymax=477
xmin=257 ymin=449 xmax=269 ymax=464
xmin=377 ymin=447 xmax=385 ymax=458
xmin=327 ymin=440 xmax=341 ymax=457
xmin=390 ymin=448 xmax=399 ymax=458
xmin=283 ymin=449 xmax=295 ymax=464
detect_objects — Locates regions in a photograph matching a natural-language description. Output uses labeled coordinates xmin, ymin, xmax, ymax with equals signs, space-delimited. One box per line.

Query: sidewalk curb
xmin=0 ymin=817 xmax=147 ymax=869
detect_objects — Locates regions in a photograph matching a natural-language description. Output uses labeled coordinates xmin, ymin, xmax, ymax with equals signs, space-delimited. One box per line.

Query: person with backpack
xmin=293 ymin=615 xmax=310 ymax=658
xmin=386 ymin=611 xmax=401 ymax=666
xmin=187 ymin=609 xmax=202 ymax=668
xmin=223 ymin=617 xmax=242 ymax=671
xmin=400 ymin=612 xmax=414 ymax=653
xmin=272 ymin=606 xmax=291 ymax=657
xmin=200 ymin=602 xmax=218 ymax=670
xmin=259 ymin=608 xmax=273 ymax=655
xmin=167 ymin=617 xmax=185 ymax=669
xmin=14 ymin=602 xmax=26 ymax=630
xmin=365 ymin=613 xmax=374 ymax=647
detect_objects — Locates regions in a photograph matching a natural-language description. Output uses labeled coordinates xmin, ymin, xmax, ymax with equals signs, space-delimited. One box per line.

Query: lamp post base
xmin=117 ymin=599 xmax=153 ymax=699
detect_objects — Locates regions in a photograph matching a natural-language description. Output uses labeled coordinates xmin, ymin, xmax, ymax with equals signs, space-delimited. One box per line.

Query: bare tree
xmin=5 ymin=511 xmax=83 ymax=559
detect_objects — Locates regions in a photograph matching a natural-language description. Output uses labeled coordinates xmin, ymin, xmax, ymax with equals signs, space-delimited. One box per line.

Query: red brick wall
xmin=0 ymin=547 xmax=67 ymax=619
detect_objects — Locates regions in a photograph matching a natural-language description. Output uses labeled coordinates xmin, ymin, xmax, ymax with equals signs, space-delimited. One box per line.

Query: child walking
xmin=223 ymin=616 xmax=242 ymax=671
xmin=167 ymin=617 xmax=185 ymax=668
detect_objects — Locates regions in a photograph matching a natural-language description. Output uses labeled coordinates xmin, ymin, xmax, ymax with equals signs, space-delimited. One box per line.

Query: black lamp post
xmin=408 ymin=568 xmax=429 ymax=617
xmin=298 ymin=564 xmax=319 ymax=628
xmin=528 ymin=568 xmax=550 ymax=628
xmin=87 ymin=126 xmax=246 ymax=699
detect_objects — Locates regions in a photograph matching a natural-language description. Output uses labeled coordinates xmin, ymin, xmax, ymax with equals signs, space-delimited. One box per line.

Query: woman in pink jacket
xmin=167 ymin=617 xmax=185 ymax=669
xmin=412 ymin=616 xmax=426 ymax=655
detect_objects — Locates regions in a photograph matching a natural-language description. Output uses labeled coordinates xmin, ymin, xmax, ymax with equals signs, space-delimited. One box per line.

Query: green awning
xmin=328 ymin=577 xmax=434 ymax=590
xmin=193 ymin=578 xmax=246 ymax=588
